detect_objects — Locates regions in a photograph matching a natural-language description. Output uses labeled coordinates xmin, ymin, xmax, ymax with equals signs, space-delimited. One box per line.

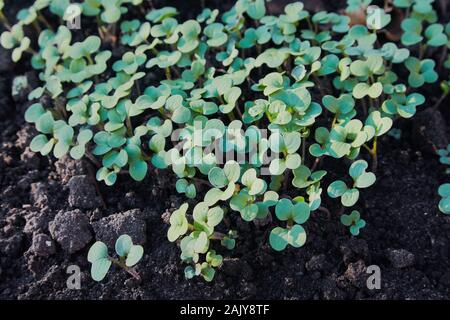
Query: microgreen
xmin=4 ymin=0 xmax=448 ymax=283
xmin=437 ymin=145 xmax=450 ymax=172
xmin=340 ymin=210 xmax=366 ymax=235
xmin=327 ymin=160 xmax=376 ymax=207
xmin=404 ymin=57 xmax=438 ymax=88
xmin=438 ymin=184 xmax=450 ymax=214
xmin=88 ymin=234 xmax=144 ymax=282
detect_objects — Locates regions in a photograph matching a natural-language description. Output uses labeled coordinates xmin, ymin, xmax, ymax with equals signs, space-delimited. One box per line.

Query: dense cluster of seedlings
xmin=1 ymin=0 xmax=449 ymax=282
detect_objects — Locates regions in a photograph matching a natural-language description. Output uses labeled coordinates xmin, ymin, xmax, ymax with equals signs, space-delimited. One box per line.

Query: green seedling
xmin=327 ymin=160 xmax=376 ymax=207
xmin=437 ymin=145 xmax=450 ymax=172
xmin=405 ymin=57 xmax=438 ymax=88
xmin=438 ymin=184 xmax=450 ymax=214
xmin=87 ymin=234 xmax=144 ymax=282
xmin=2 ymin=0 xmax=449 ymax=282
xmin=269 ymin=198 xmax=310 ymax=251
xmin=340 ymin=210 xmax=366 ymax=235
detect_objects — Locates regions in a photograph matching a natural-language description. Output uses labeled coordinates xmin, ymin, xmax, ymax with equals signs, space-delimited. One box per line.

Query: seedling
xmin=340 ymin=210 xmax=366 ymax=235
xmin=437 ymin=145 xmax=450 ymax=214
xmin=438 ymin=184 xmax=450 ymax=214
xmin=327 ymin=160 xmax=376 ymax=207
xmin=437 ymin=145 xmax=450 ymax=172
xmin=87 ymin=234 xmax=144 ymax=282
xmin=1 ymin=0 xmax=448 ymax=281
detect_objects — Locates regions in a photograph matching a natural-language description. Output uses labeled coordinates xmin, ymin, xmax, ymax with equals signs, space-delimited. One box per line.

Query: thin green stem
xmin=32 ymin=21 xmax=42 ymax=33
xmin=419 ymin=43 xmax=427 ymax=60
xmin=86 ymin=54 xmax=94 ymax=65
xmin=0 ymin=12 xmax=12 ymax=30
xmin=26 ymin=47 xmax=39 ymax=55
xmin=227 ymin=112 xmax=236 ymax=122
xmin=38 ymin=13 xmax=53 ymax=31
xmin=310 ymin=157 xmax=321 ymax=172
xmin=209 ymin=231 xmax=227 ymax=241
xmin=165 ymin=67 xmax=171 ymax=80
xmin=301 ymin=135 xmax=306 ymax=163
xmin=110 ymin=257 xmax=141 ymax=282
xmin=126 ymin=116 xmax=133 ymax=137
xmin=331 ymin=115 xmax=337 ymax=128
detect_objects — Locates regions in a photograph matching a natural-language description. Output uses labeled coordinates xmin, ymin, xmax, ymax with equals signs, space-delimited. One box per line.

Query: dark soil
xmin=0 ymin=0 xmax=449 ymax=300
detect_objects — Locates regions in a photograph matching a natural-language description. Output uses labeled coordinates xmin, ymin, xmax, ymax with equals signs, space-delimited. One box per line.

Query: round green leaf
xmin=115 ymin=234 xmax=132 ymax=257
xmin=269 ymin=227 xmax=289 ymax=251
xmin=341 ymin=188 xmax=360 ymax=207
xmin=91 ymin=258 xmax=112 ymax=282
xmin=88 ymin=241 xmax=109 ymax=262
xmin=327 ymin=180 xmax=348 ymax=198
xmin=126 ymin=245 xmax=144 ymax=267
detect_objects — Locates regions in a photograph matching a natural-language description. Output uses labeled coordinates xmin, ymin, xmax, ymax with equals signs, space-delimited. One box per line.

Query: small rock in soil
xmin=342 ymin=260 xmax=367 ymax=288
xmin=161 ymin=209 xmax=171 ymax=224
xmin=49 ymin=210 xmax=92 ymax=254
xmin=92 ymin=209 xmax=146 ymax=247
xmin=17 ymin=176 xmax=32 ymax=190
xmin=412 ymin=108 xmax=449 ymax=153
xmin=306 ymin=254 xmax=330 ymax=272
xmin=5 ymin=208 xmax=24 ymax=227
xmin=340 ymin=238 xmax=370 ymax=265
xmin=67 ymin=175 xmax=102 ymax=209
xmin=54 ymin=156 xmax=85 ymax=184
xmin=31 ymin=233 xmax=56 ymax=257
xmin=0 ymin=233 xmax=24 ymax=257
xmin=23 ymin=209 xmax=53 ymax=235
xmin=387 ymin=248 xmax=415 ymax=269
xmin=30 ymin=182 xmax=50 ymax=209
xmin=20 ymin=147 xmax=41 ymax=170
xmin=15 ymin=125 xmax=37 ymax=150
xmin=89 ymin=209 xmax=103 ymax=223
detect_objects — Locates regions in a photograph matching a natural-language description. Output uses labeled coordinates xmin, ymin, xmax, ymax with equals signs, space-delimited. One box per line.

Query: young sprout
xmin=401 ymin=18 xmax=423 ymax=46
xmin=120 ymin=19 xmax=151 ymax=47
xmin=404 ymin=57 xmax=438 ymax=88
xmin=350 ymin=56 xmax=385 ymax=99
xmin=340 ymin=210 xmax=366 ymax=235
xmin=437 ymin=145 xmax=450 ymax=172
xmin=0 ymin=24 xmax=31 ymax=62
xmin=5 ymin=0 xmax=450 ymax=283
xmin=437 ymin=145 xmax=450 ymax=214
xmin=269 ymin=198 xmax=310 ymax=251
xmin=438 ymin=184 xmax=450 ymax=215
xmin=327 ymin=160 xmax=376 ymax=207
xmin=88 ymin=234 xmax=144 ymax=282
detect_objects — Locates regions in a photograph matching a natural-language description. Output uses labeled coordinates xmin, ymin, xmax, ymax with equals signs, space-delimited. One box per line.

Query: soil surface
xmin=0 ymin=0 xmax=449 ymax=300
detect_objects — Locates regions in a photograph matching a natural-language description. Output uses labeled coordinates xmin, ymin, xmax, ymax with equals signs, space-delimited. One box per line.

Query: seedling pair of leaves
xmin=6 ymin=0 xmax=450 ymax=284
xmin=327 ymin=160 xmax=376 ymax=207
xmin=269 ymin=198 xmax=310 ymax=251
xmin=88 ymin=234 xmax=144 ymax=282
xmin=341 ymin=210 xmax=366 ymax=235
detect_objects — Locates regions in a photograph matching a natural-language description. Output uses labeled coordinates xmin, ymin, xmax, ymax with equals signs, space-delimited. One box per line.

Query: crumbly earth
xmin=0 ymin=0 xmax=449 ymax=300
